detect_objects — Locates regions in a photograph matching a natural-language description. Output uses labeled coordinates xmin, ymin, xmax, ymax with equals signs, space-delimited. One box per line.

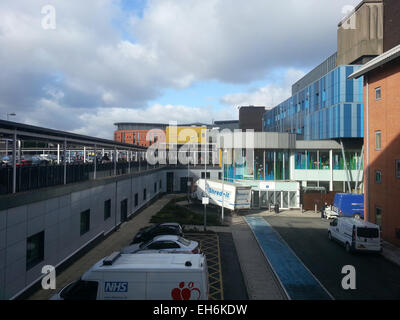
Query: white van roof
xmin=339 ymin=217 xmax=379 ymax=228
xmin=83 ymin=253 xmax=205 ymax=277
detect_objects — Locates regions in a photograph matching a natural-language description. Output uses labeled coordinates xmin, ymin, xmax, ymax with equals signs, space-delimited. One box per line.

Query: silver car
xmin=121 ymin=235 xmax=199 ymax=254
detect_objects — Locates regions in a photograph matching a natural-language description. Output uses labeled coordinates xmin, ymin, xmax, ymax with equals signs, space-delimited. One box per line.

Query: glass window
xmin=143 ymin=188 xmax=147 ymax=200
xmin=376 ymin=207 xmax=382 ymax=227
xmin=26 ymin=231 xmax=44 ymax=270
xmin=375 ymin=87 xmax=381 ymax=100
xmin=396 ymin=160 xmax=400 ymax=179
xmin=60 ymin=280 xmax=98 ymax=300
xmin=104 ymin=200 xmax=111 ymax=220
xmin=80 ymin=210 xmax=90 ymax=236
xmin=178 ymin=237 xmax=191 ymax=246
xmin=154 ymin=182 xmax=157 ymax=193
xmin=357 ymin=227 xmax=379 ymax=238
xmin=375 ymin=170 xmax=382 ymax=184
xmin=159 ymin=180 xmax=162 ymax=189
xmin=319 ymin=151 xmax=330 ymax=170
xmin=295 ymin=151 xmax=306 ymax=169
xmin=135 ymin=193 xmax=138 ymax=207
xmin=375 ymin=131 xmax=381 ymax=150
xmin=307 ymin=151 xmax=318 ymax=170
xmin=201 ymin=172 xmax=210 ymax=179
xmin=333 ymin=151 xmax=344 ymax=170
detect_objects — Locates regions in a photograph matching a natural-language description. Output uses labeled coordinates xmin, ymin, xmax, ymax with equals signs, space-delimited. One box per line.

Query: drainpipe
xmin=365 ymin=79 xmax=370 ymax=221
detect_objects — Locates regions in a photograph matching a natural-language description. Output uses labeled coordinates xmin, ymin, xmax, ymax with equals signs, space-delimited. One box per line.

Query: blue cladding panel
xmin=263 ymin=65 xmax=364 ymax=140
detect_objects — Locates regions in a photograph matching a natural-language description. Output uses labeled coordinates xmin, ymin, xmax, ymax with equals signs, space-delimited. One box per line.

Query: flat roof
xmin=0 ymin=120 xmax=146 ymax=150
xmin=348 ymin=43 xmax=400 ymax=79
xmin=85 ymin=254 xmax=204 ymax=274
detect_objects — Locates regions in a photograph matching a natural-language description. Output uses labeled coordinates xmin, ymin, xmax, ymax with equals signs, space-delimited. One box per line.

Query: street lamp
xmin=204 ymin=127 xmax=220 ymax=231
xmin=221 ymin=149 xmax=228 ymax=223
xmin=187 ymin=136 xmax=195 ymax=203
xmin=5 ymin=113 xmax=16 ymax=156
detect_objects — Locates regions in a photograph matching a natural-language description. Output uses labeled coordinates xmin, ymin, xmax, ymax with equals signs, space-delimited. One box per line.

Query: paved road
xmin=264 ymin=215 xmax=400 ymax=300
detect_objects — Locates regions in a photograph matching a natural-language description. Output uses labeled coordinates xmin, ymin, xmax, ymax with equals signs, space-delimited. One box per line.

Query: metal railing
xmin=0 ymin=161 xmax=159 ymax=195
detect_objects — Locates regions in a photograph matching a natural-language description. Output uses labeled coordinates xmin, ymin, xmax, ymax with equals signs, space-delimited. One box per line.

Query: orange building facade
xmin=114 ymin=123 xmax=167 ymax=147
xmin=351 ymin=46 xmax=400 ymax=246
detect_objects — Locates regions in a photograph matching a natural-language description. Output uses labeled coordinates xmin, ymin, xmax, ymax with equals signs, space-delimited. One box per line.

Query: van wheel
xmin=345 ymin=243 xmax=352 ymax=253
xmin=328 ymin=232 xmax=332 ymax=241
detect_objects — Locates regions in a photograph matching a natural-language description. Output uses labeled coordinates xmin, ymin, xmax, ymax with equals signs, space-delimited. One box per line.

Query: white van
xmin=53 ymin=252 xmax=209 ymax=300
xmin=328 ymin=217 xmax=382 ymax=253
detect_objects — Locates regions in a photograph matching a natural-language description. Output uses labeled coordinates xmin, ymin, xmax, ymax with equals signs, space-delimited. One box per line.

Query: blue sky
xmin=0 ymin=0 xmax=360 ymax=137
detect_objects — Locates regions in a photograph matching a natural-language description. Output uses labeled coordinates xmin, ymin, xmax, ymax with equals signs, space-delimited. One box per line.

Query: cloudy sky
xmin=0 ymin=0 xmax=359 ymax=139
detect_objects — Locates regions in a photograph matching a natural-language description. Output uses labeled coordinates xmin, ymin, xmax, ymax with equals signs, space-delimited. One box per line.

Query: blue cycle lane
xmin=245 ymin=216 xmax=333 ymax=300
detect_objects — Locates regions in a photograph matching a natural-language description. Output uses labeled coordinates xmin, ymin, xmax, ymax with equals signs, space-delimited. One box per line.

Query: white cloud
xmin=221 ymin=68 xmax=306 ymax=108
xmin=0 ymin=0 xmax=360 ymax=137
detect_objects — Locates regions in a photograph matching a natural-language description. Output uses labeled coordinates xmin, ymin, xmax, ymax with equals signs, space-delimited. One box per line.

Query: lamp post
xmin=5 ymin=113 xmax=16 ymax=156
xmin=221 ymin=149 xmax=227 ymax=223
xmin=204 ymin=127 xmax=219 ymax=231
xmin=187 ymin=136 xmax=195 ymax=204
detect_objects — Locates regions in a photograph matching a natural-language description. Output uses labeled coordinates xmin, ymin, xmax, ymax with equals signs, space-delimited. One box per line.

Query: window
xmin=80 ymin=209 xmax=90 ymax=236
xmin=375 ymin=87 xmax=382 ymax=100
xmin=154 ymin=182 xmax=157 ymax=193
xmin=104 ymin=199 xmax=111 ymax=220
xmin=375 ymin=131 xmax=381 ymax=150
xmin=396 ymin=160 xmax=400 ymax=179
xmin=201 ymin=172 xmax=210 ymax=179
xmin=134 ymin=193 xmax=138 ymax=207
xmin=60 ymin=280 xmax=99 ymax=300
xmin=218 ymin=172 xmax=222 ymax=180
xmin=375 ymin=207 xmax=382 ymax=227
xmin=159 ymin=180 xmax=162 ymax=189
xmin=143 ymin=188 xmax=147 ymax=201
xmin=375 ymin=170 xmax=382 ymax=184
xmin=26 ymin=231 xmax=44 ymax=270
xmin=318 ymin=151 xmax=330 ymax=170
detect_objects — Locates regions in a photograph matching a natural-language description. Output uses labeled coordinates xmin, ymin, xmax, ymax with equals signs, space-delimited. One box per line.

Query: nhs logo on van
xmin=104 ymin=282 xmax=128 ymax=293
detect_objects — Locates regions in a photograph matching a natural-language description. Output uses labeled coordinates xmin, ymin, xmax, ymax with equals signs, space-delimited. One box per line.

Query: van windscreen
xmin=357 ymin=227 xmax=379 ymax=238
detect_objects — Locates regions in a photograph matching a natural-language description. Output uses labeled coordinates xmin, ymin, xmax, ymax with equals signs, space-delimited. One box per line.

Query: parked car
xmin=333 ymin=193 xmax=364 ymax=219
xmin=122 ymin=235 xmax=199 ymax=254
xmin=324 ymin=205 xmax=339 ymax=219
xmin=52 ymin=252 xmax=209 ymax=300
xmin=131 ymin=223 xmax=183 ymax=245
xmin=328 ymin=217 xmax=382 ymax=253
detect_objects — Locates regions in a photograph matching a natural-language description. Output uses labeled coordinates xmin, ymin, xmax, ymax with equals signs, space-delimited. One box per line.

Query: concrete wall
xmin=383 ymin=0 xmax=400 ymax=52
xmin=337 ymin=0 xmax=383 ymax=65
xmin=0 ymin=169 xmax=166 ymax=300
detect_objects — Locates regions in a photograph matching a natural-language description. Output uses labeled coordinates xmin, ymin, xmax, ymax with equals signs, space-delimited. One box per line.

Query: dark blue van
xmin=333 ymin=193 xmax=364 ymax=219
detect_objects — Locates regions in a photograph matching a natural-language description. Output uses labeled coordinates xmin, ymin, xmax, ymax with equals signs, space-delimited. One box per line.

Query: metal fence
xmin=0 ymin=161 xmax=158 ymax=195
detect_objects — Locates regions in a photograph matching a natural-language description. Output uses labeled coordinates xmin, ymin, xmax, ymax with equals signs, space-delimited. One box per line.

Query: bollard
xmin=315 ymin=203 xmax=317 ymax=214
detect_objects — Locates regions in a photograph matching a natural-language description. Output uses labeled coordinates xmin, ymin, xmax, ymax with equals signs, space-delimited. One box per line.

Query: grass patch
xmin=150 ymin=199 xmax=222 ymax=226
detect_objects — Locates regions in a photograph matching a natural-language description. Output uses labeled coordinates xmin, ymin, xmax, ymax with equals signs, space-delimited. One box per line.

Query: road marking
xmin=245 ymin=216 xmax=333 ymax=300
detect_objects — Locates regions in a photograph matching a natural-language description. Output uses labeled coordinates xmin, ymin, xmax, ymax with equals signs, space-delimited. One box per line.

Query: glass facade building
xmin=263 ymin=65 xmax=364 ymax=140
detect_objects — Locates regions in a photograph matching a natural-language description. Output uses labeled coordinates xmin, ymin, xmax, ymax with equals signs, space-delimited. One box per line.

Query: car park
xmin=328 ymin=217 xmax=382 ymax=253
xmin=122 ymin=235 xmax=199 ymax=254
xmin=52 ymin=252 xmax=209 ymax=300
xmin=131 ymin=222 xmax=183 ymax=245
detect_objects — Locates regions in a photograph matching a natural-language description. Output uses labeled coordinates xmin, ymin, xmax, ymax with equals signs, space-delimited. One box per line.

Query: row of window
xmin=27 ymin=179 xmax=163 ymax=271
xmin=375 ymin=161 xmax=400 ymax=183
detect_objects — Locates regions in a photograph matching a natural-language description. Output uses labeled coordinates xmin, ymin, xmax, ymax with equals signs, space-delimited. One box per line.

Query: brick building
xmin=349 ymin=43 xmax=400 ymax=246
